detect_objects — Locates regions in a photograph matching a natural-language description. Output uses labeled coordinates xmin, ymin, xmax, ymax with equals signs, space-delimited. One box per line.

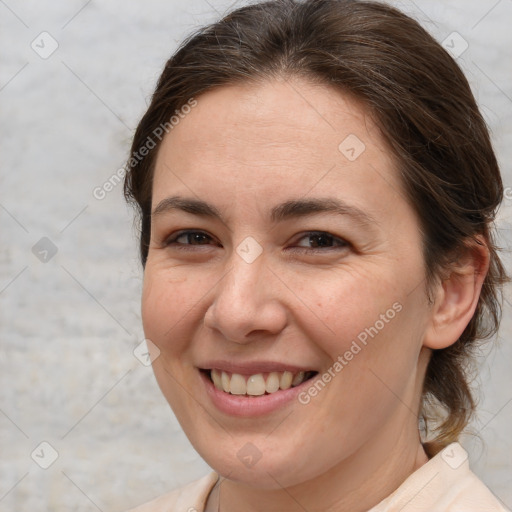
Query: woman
xmin=123 ymin=0 xmax=509 ymax=510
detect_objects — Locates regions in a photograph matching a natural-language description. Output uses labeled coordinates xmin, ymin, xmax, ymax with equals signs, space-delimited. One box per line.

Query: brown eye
xmin=166 ymin=230 xmax=217 ymax=246
xmin=294 ymin=232 xmax=349 ymax=250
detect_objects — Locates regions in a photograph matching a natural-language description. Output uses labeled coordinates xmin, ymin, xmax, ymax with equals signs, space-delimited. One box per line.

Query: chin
xmin=191 ymin=432 xmax=321 ymax=490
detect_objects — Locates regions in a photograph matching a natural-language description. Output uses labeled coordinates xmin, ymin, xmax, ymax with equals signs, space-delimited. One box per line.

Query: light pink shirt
xmin=127 ymin=443 xmax=510 ymax=511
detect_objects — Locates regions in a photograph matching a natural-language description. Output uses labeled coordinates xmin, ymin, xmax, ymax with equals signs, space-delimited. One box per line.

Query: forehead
xmin=152 ymin=78 xmax=404 ymax=217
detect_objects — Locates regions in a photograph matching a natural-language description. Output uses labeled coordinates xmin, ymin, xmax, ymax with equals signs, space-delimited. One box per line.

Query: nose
xmin=203 ymin=251 xmax=288 ymax=344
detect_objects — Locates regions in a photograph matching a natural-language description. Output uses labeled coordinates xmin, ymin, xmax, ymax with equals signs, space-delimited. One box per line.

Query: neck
xmin=213 ymin=418 xmax=428 ymax=512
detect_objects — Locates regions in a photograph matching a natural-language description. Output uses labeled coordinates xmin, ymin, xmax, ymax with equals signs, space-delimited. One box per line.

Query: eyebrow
xmin=152 ymin=196 xmax=377 ymax=228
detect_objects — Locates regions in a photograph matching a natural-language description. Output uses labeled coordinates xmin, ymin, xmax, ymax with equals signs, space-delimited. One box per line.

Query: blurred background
xmin=0 ymin=0 xmax=511 ymax=510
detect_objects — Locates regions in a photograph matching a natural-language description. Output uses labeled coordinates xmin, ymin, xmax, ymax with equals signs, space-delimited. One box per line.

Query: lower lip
xmin=199 ymin=370 xmax=312 ymax=417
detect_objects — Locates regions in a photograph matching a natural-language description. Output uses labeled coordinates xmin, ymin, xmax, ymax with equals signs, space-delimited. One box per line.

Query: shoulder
xmin=446 ymin=467 xmax=510 ymax=512
xmin=125 ymin=471 xmax=219 ymax=512
xmin=371 ymin=443 xmax=510 ymax=512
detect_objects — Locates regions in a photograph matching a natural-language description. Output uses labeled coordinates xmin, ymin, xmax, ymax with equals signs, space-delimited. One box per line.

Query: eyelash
xmin=163 ymin=230 xmax=349 ymax=252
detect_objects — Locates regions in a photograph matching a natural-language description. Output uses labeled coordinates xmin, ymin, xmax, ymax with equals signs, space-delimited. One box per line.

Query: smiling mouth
xmin=201 ymin=369 xmax=318 ymax=396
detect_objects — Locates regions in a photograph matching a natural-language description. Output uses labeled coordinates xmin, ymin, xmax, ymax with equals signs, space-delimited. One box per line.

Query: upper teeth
xmin=210 ymin=369 xmax=309 ymax=396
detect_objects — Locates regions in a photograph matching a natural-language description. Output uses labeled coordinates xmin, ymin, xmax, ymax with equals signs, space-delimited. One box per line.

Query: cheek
xmin=294 ymin=263 xmax=426 ymax=403
xmin=141 ymin=269 xmax=202 ymax=411
xmin=141 ymin=267 xmax=199 ymax=354
xmin=315 ymin=291 xmax=426 ymax=421
xmin=291 ymin=264 xmax=403 ymax=352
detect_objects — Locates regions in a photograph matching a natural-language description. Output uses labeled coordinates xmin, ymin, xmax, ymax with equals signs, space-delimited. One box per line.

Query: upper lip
xmin=198 ymin=360 xmax=316 ymax=375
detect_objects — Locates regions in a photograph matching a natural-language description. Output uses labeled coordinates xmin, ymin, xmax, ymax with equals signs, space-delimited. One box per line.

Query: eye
xmin=161 ymin=230 xmax=348 ymax=252
xmin=164 ymin=230 xmax=219 ymax=247
xmin=292 ymin=231 xmax=349 ymax=250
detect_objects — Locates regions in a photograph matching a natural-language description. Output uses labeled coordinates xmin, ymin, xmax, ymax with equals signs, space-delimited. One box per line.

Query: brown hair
xmin=123 ymin=0 xmax=508 ymax=456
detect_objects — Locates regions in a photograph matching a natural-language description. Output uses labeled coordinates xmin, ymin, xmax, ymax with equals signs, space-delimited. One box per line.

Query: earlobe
xmin=423 ymin=237 xmax=490 ymax=350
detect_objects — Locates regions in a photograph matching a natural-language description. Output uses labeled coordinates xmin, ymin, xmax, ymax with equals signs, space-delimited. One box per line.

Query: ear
xmin=423 ymin=236 xmax=490 ymax=350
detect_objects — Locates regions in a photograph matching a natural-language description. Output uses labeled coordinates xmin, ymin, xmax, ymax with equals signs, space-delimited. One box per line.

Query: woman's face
xmin=142 ymin=78 xmax=433 ymax=488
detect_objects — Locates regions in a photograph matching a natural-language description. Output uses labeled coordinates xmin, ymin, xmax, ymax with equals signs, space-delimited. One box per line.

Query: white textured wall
xmin=0 ymin=1 xmax=510 ymax=510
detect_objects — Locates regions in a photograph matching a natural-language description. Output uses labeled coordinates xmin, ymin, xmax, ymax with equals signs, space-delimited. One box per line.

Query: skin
xmin=141 ymin=77 xmax=488 ymax=512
